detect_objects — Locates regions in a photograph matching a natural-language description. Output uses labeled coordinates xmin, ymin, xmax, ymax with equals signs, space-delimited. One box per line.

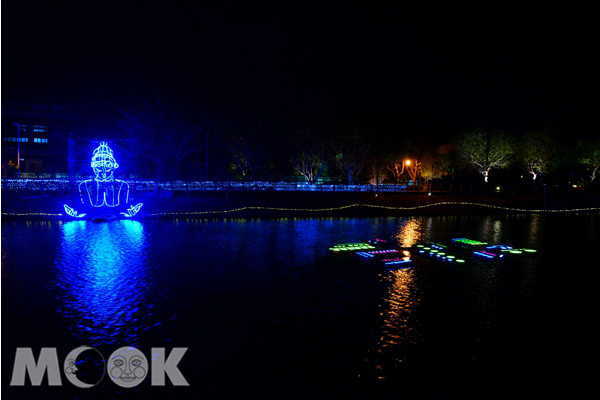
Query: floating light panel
xmin=329 ymin=243 xmax=376 ymax=252
xmin=473 ymin=250 xmax=501 ymax=259
xmin=382 ymin=257 xmax=404 ymax=262
xmin=415 ymin=245 xmax=461 ymax=263
xmin=486 ymin=245 xmax=513 ymax=251
xmin=384 ymin=259 xmax=412 ymax=266
xmin=368 ymin=250 xmax=399 ymax=254
xmin=452 ymin=238 xmax=488 ymax=247
xmin=356 ymin=252 xmax=375 ymax=259
xmin=510 ymin=248 xmax=536 ymax=253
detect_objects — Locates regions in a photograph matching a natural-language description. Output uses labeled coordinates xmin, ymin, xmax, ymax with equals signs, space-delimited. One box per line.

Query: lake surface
xmin=2 ymin=215 xmax=597 ymax=399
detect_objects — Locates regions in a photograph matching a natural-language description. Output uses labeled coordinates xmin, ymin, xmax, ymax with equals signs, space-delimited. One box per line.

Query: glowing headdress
xmin=91 ymin=142 xmax=119 ymax=169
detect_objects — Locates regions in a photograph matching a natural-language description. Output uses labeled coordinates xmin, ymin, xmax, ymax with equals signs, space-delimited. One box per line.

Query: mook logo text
xmin=10 ymin=346 xmax=189 ymax=388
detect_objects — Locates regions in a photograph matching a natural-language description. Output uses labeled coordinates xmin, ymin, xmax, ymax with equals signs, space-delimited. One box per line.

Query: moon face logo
xmin=63 ymin=346 xmax=106 ymax=388
xmin=108 ymin=347 xmax=148 ymax=388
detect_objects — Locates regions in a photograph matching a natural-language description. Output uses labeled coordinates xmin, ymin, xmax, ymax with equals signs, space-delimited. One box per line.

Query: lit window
xmin=33 ymin=125 xmax=46 ymax=133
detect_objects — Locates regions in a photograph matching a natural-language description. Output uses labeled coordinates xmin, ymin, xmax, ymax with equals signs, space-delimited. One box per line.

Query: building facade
xmin=1 ymin=102 xmax=76 ymax=176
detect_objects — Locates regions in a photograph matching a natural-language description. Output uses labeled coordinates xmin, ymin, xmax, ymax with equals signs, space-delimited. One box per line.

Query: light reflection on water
xmin=2 ymin=214 xmax=598 ymax=397
xmin=370 ymin=267 xmax=419 ymax=377
xmin=394 ymin=218 xmax=426 ymax=248
xmin=54 ymin=220 xmax=153 ymax=345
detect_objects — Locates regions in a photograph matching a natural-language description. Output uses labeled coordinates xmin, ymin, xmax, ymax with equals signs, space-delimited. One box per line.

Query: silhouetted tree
xmin=217 ymin=115 xmax=275 ymax=180
xmin=1 ymin=160 xmax=18 ymax=177
xmin=332 ymin=126 xmax=369 ymax=184
xmin=118 ymin=100 xmax=207 ymax=180
xmin=420 ymin=148 xmax=452 ymax=182
xmin=289 ymin=118 xmax=331 ymax=184
xmin=384 ymin=138 xmax=434 ymax=185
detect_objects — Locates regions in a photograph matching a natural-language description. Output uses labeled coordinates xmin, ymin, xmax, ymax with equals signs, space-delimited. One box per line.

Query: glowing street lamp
xmin=405 ymin=160 xmax=411 ymax=166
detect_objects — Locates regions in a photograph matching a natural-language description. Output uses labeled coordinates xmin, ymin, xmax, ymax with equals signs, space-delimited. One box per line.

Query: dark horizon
xmin=2 ymin=0 xmax=598 ymax=139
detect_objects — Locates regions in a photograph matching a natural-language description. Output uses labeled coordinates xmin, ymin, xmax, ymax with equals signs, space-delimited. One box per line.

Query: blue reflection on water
xmin=55 ymin=220 xmax=152 ymax=346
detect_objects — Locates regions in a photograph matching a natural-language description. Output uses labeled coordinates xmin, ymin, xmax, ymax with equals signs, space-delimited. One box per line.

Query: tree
xmin=117 ymin=100 xmax=207 ymax=180
xmin=289 ymin=120 xmax=331 ymax=184
xmin=384 ymin=137 xmax=434 ymax=185
xmin=1 ymin=160 xmax=18 ymax=177
xmin=578 ymin=138 xmax=600 ymax=187
xmin=518 ymin=129 xmax=557 ymax=181
xmin=420 ymin=151 xmax=451 ymax=182
xmin=385 ymin=158 xmax=406 ymax=184
xmin=386 ymin=158 xmax=421 ymax=184
xmin=332 ymin=126 xmax=369 ymax=184
xmin=218 ymin=115 xmax=275 ymax=180
xmin=455 ymin=127 xmax=514 ymax=182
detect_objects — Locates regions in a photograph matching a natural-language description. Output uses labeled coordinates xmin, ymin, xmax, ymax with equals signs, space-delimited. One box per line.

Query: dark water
xmin=2 ymin=215 xmax=597 ymax=399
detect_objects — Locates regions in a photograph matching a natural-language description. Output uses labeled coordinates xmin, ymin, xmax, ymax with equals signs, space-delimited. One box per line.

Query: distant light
xmin=496 ymin=186 xmax=500 ymax=190
xmin=573 ymin=184 xmax=577 ymax=188
xmin=405 ymin=160 xmax=411 ymax=166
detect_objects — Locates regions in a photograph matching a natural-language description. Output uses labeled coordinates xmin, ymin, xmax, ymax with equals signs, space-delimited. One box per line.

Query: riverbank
xmin=2 ymin=190 xmax=599 ymax=221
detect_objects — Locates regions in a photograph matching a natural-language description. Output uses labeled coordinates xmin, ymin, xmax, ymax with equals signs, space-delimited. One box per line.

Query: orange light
xmin=405 ymin=160 xmax=411 ymax=166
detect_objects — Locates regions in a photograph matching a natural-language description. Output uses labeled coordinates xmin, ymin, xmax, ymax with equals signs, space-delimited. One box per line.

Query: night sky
xmin=2 ymin=0 xmax=598 ymax=138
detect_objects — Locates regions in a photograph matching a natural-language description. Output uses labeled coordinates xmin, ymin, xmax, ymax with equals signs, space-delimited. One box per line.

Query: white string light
xmin=3 ymin=201 xmax=598 ymax=218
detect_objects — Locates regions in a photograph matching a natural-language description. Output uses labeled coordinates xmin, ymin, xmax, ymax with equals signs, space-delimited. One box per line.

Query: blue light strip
xmin=0 ymin=179 xmax=407 ymax=193
xmin=486 ymin=245 xmax=513 ymax=250
xmin=356 ymin=252 xmax=375 ymax=259
xmin=473 ymin=251 xmax=496 ymax=259
xmin=384 ymin=259 xmax=412 ymax=266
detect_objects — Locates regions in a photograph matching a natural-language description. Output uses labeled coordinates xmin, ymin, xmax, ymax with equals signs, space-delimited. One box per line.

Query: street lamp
xmin=405 ymin=160 xmax=411 ymax=166
xmin=13 ymin=123 xmax=21 ymax=178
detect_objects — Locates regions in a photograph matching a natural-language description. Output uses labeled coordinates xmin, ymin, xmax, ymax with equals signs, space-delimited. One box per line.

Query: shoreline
xmin=2 ymin=192 xmax=599 ymax=221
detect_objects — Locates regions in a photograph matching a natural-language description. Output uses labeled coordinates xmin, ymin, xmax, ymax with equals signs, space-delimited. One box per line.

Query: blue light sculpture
xmin=64 ymin=142 xmax=142 ymax=218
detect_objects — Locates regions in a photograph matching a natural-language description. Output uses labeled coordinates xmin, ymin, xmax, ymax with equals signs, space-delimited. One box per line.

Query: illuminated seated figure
xmin=64 ymin=142 xmax=142 ymax=218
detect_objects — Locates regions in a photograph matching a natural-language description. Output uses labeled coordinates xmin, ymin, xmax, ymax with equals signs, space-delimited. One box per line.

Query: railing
xmin=1 ymin=178 xmax=408 ymax=193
